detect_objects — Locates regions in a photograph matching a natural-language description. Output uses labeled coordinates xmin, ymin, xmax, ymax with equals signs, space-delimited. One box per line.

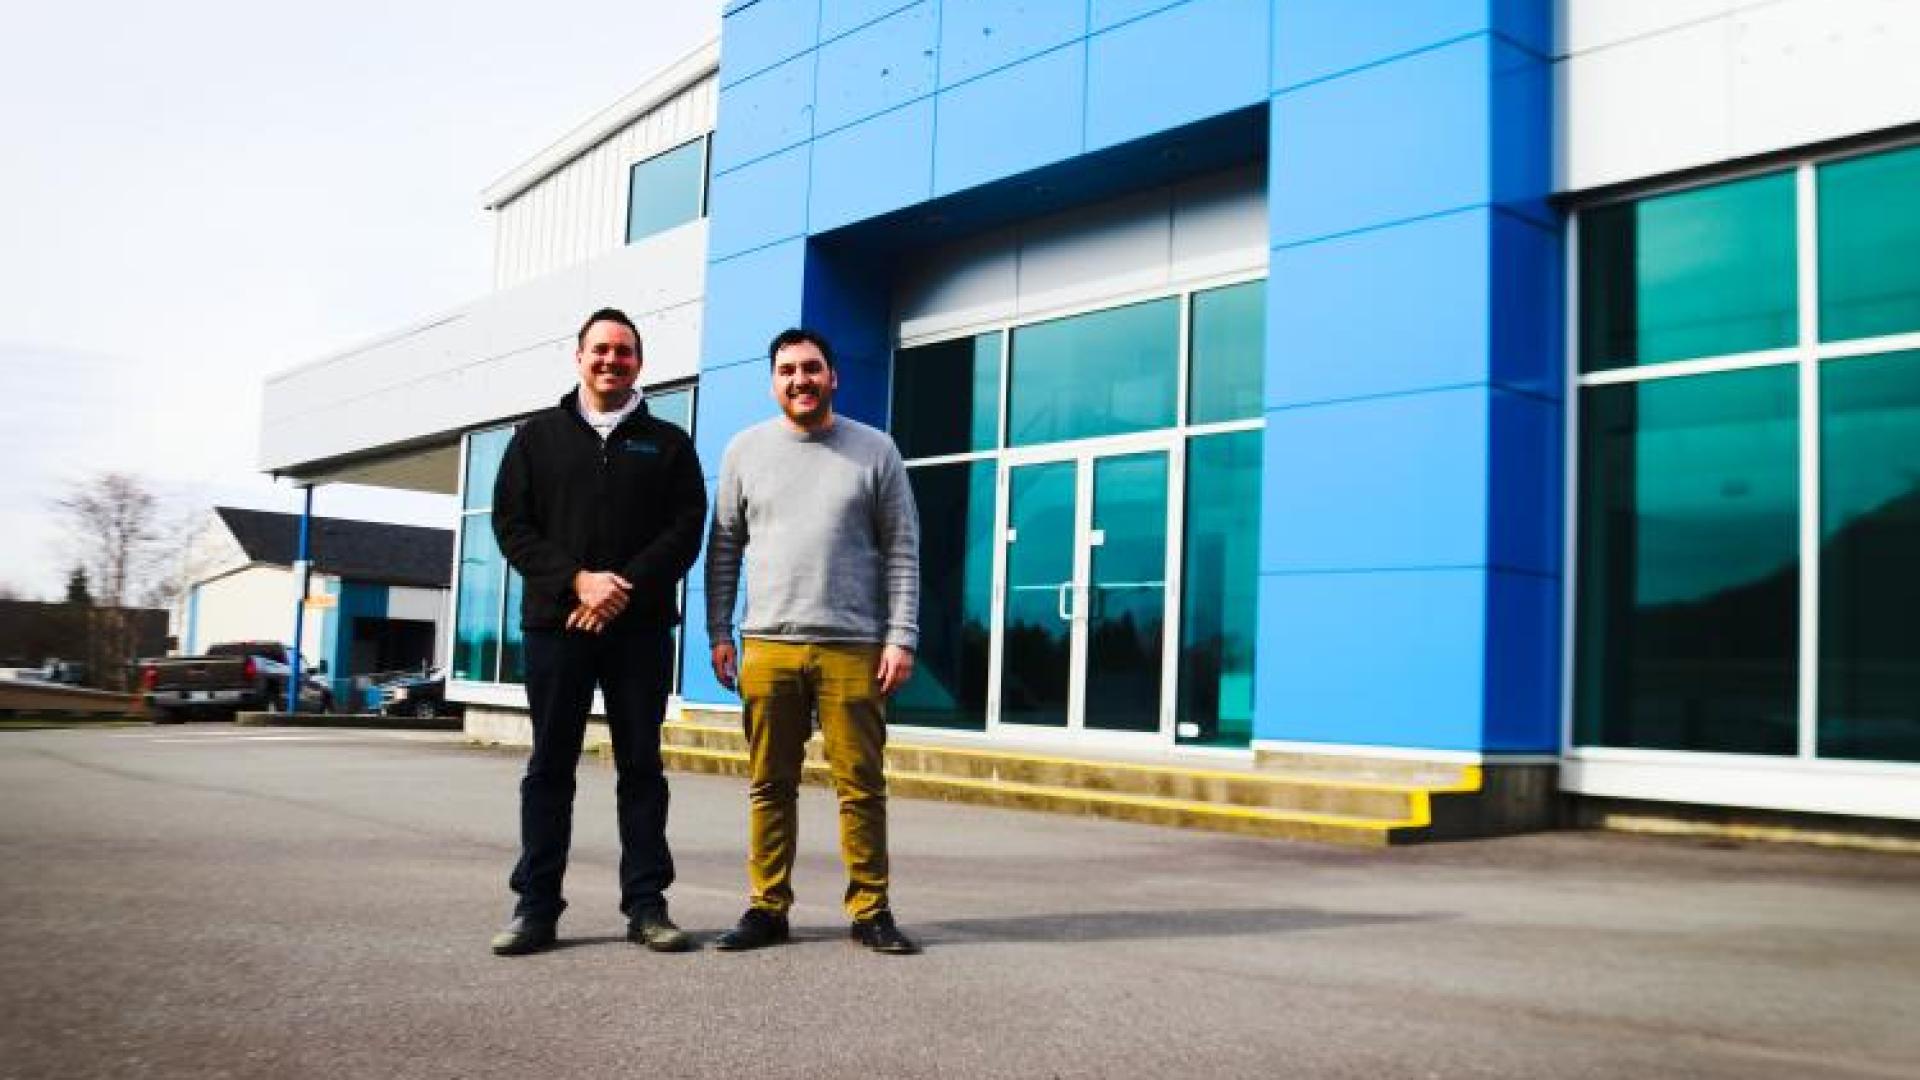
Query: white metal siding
xmin=1558 ymin=0 xmax=1920 ymax=193
xmin=493 ymin=75 xmax=717 ymax=289
xmin=260 ymin=224 xmax=708 ymax=476
xmin=191 ymin=567 xmax=329 ymax=660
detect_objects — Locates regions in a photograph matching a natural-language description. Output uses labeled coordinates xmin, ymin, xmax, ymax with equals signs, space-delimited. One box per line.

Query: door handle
xmin=1056 ymin=582 xmax=1074 ymax=621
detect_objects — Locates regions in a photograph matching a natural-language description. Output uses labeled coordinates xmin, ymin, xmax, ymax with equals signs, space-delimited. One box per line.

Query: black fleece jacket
xmin=492 ymin=389 xmax=706 ymax=634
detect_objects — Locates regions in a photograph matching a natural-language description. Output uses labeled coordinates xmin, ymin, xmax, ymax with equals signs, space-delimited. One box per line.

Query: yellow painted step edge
xmin=664 ymin=720 xmax=1483 ymax=798
xmin=661 ymin=745 xmax=1413 ymax=832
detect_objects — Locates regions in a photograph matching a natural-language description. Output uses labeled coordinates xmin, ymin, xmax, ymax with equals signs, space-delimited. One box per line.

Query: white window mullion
xmin=1796 ymin=162 xmax=1821 ymax=761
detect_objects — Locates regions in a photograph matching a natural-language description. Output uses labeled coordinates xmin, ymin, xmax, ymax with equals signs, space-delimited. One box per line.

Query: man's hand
xmin=573 ymin=570 xmax=632 ymax=621
xmin=565 ymin=604 xmax=607 ymax=634
xmin=876 ymin=645 xmax=914 ymax=696
xmin=710 ymin=641 xmax=738 ymax=691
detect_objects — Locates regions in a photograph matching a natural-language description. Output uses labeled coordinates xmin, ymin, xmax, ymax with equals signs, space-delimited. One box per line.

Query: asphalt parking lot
xmin=1 ymin=724 xmax=1915 ymax=1080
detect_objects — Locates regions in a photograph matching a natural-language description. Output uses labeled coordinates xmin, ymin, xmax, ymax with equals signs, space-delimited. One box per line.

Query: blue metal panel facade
xmin=1262 ymin=1 xmax=1559 ymax=753
xmin=700 ymin=0 xmax=1561 ymax=756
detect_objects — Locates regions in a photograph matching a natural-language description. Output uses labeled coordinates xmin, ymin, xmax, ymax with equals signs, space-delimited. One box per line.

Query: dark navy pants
xmin=511 ymin=627 xmax=675 ymax=922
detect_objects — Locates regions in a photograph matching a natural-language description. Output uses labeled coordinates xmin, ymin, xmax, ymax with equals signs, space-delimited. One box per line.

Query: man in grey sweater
xmin=705 ymin=326 xmax=922 ymax=955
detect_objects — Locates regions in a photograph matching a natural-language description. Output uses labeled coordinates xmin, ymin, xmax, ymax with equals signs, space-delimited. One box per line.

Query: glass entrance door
xmin=993 ymin=443 xmax=1175 ymax=740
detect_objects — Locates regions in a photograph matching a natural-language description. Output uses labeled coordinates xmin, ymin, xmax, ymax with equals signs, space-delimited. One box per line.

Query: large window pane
xmin=1819 ymin=351 xmax=1920 ymax=761
xmin=453 ymin=514 xmax=504 ymax=682
xmin=1575 ymin=367 xmax=1799 ymax=754
xmin=1008 ymin=298 xmax=1177 ymax=446
xmin=1084 ymin=452 xmax=1168 ymax=734
xmin=891 ymin=332 xmax=1000 ymax=458
xmin=500 ymin=568 xmax=525 ymax=685
xmin=463 ymin=427 xmax=513 ymax=511
xmin=648 ymin=386 xmax=694 ymax=434
xmin=894 ymin=462 xmax=995 ymax=730
xmin=1819 ymin=144 xmax=1920 ymax=343
xmin=1178 ymin=431 xmax=1260 ymax=747
xmin=626 ymin=137 xmax=706 ymax=244
xmin=1580 ymin=172 xmax=1798 ymax=371
xmin=1189 ymin=281 xmax=1265 ymax=424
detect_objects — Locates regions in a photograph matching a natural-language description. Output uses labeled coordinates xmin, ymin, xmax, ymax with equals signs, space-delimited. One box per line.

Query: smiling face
xmin=771 ymin=338 xmax=837 ymax=431
xmin=574 ymin=319 xmax=641 ymax=405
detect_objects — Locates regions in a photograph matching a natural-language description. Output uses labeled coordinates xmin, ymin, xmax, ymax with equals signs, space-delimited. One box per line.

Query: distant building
xmin=176 ymin=508 xmax=453 ymax=691
xmin=261 ymin=4 xmax=1920 ymax=828
xmin=0 ymin=599 xmax=168 ymax=688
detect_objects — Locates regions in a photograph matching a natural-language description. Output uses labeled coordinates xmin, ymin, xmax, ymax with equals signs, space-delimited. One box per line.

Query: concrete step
xmin=657 ymin=713 xmax=1480 ymax=848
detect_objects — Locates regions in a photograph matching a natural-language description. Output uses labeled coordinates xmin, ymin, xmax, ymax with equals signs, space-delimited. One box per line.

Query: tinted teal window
xmin=453 ymin=515 xmax=503 ymax=682
xmin=1084 ymin=452 xmax=1169 ymax=734
xmin=1178 ymin=431 xmax=1260 ymax=747
xmin=463 ymin=427 xmax=513 ymax=511
xmin=648 ymin=386 xmax=694 ymax=434
xmin=1008 ymin=298 xmax=1178 ymax=446
xmin=1581 ymin=172 xmax=1798 ymax=371
xmin=1574 ymin=367 xmax=1800 ymax=754
xmin=1818 ymin=351 xmax=1920 ymax=762
xmin=891 ymin=332 xmax=1000 ymax=458
xmin=626 ymin=137 xmax=707 ymax=244
xmin=1189 ymin=281 xmax=1265 ymax=424
xmin=500 ymin=568 xmax=525 ymax=685
xmin=894 ymin=462 xmax=995 ymax=730
xmin=1819 ymin=144 xmax=1920 ymax=343
xmin=999 ymin=461 xmax=1076 ymax=727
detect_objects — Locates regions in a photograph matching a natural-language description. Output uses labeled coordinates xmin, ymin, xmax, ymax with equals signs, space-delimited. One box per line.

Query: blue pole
xmin=287 ymin=484 xmax=313 ymax=713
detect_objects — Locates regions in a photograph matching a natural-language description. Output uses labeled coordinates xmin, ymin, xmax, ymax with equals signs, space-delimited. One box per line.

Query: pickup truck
xmin=139 ymin=641 xmax=332 ymax=722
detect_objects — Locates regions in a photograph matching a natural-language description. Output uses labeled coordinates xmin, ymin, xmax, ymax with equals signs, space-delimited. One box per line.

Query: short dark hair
xmin=767 ymin=327 xmax=835 ymax=370
xmin=578 ymin=307 xmax=642 ymax=352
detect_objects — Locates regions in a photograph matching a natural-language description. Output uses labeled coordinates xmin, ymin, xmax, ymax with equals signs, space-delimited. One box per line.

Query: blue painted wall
xmin=700 ymin=0 xmax=1563 ymax=755
xmin=1261 ymin=3 xmax=1560 ymax=754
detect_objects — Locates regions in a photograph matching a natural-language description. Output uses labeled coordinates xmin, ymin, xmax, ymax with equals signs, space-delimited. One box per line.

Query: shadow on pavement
xmin=913 ymin=906 xmax=1445 ymax=946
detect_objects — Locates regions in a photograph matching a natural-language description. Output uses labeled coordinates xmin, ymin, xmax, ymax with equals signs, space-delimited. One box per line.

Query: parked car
xmin=377 ymin=668 xmax=463 ymax=720
xmin=139 ymin=641 xmax=331 ymax=722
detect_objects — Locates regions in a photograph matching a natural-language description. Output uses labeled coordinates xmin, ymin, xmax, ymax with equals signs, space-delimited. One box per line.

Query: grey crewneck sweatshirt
xmin=705 ymin=416 xmax=920 ymax=650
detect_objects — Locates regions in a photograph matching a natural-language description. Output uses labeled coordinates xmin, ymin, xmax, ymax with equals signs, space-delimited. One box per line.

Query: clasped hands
xmin=566 ymin=570 xmax=632 ymax=634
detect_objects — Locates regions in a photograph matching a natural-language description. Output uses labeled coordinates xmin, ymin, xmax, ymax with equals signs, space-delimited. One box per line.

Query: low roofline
xmin=482 ymin=38 xmax=720 ymax=211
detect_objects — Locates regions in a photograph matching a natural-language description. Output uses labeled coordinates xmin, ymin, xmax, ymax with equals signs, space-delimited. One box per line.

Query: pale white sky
xmin=0 ymin=0 xmax=720 ymax=598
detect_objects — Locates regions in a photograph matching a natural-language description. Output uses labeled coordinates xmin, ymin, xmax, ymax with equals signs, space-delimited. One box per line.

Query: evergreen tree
xmin=64 ymin=567 xmax=94 ymax=606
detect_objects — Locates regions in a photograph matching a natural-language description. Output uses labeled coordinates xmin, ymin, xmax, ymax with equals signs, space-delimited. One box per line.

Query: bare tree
xmin=51 ymin=473 xmax=178 ymax=689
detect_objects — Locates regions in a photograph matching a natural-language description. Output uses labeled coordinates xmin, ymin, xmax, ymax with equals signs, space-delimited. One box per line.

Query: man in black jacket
xmin=487 ymin=308 xmax=706 ymax=957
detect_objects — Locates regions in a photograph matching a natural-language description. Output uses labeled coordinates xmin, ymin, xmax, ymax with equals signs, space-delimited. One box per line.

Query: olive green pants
xmin=739 ymin=640 xmax=890 ymax=921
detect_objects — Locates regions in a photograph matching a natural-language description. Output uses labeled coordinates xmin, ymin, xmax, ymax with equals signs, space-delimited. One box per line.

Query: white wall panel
xmin=1559 ymin=0 xmax=1920 ymax=192
xmin=261 ymin=223 xmax=707 ymax=477
xmin=897 ymin=166 xmax=1267 ymax=344
xmin=494 ymin=75 xmax=716 ymax=289
xmin=1559 ymin=0 xmax=1745 ymax=56
xmin=194 ymin=566 xmax=325 ymax=658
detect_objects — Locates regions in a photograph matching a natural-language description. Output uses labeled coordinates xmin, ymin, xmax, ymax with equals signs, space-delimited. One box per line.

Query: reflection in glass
xmin=648 ymin=387 xmax=694 ymax=434
xmin=1819 ymin=144 xmax=1920 ymax=343
xmin=464 ymin=427 xmax=513 ymax=511
xmin=999 ymin=462 xmax=1075 ymax=727
xmin=895 ymin=462 xmax=995 ymax=729
xmin=1189 ymin=281 xmax=1265 ymax=424
xmin=1580 ymin=172 xmax=1797 ymax=371
xmin=1179 ymin=432 xmax=1260 ymax=747
xmin=1819 ymin=351 xmax=1920 ymax=761
xmin=1575 ymin=367 xmax=1799 ymax=754
xmin=1086 ymin=453 xmax=1168 ymax=733
xmin=500 ymin=568 xmax=526 ymax=684
xmin=626 ymin=137 xmax=707 ymax=245
xmin=892 ymin=333 xmax=1000 ymax=459
xmin=1008 ymin=299 xmax=1177 ymax=446
xmin=454 ymin=514 xmax=504 ymax=682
